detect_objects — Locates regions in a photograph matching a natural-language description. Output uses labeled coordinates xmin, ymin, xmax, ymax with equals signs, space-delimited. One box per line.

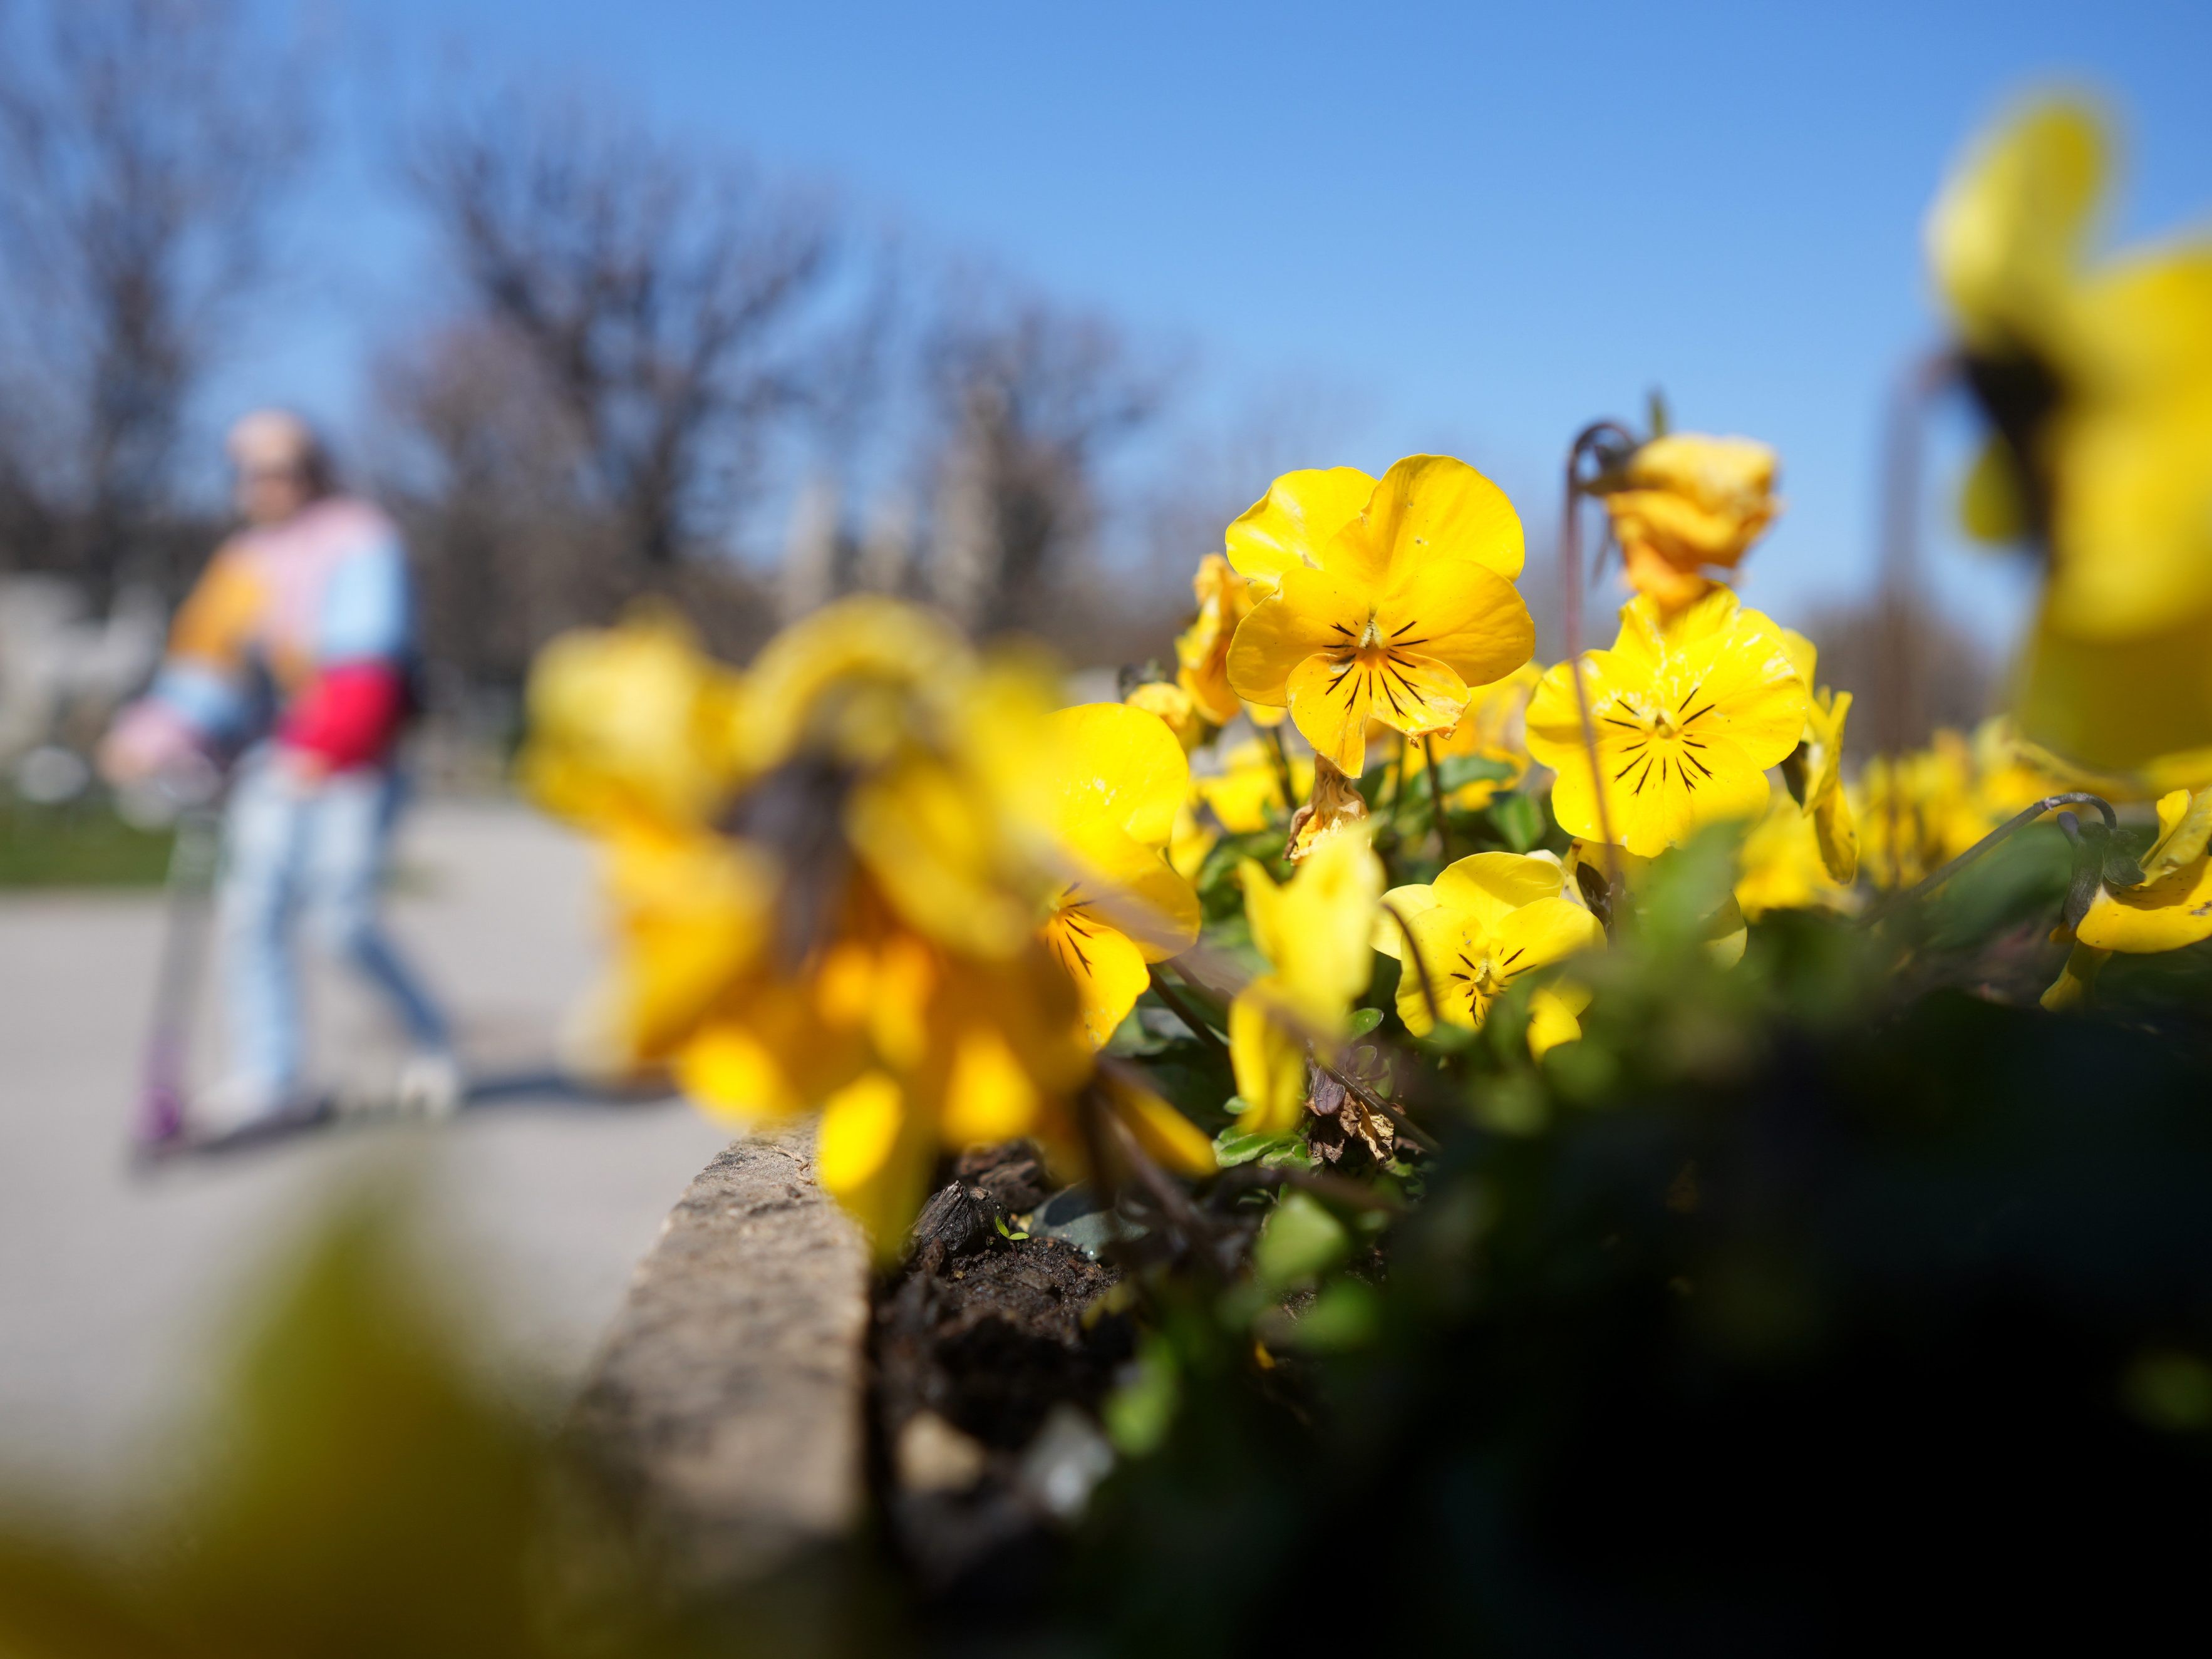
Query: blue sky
xmin=251 ymin=0 xmax=2212 ymax=646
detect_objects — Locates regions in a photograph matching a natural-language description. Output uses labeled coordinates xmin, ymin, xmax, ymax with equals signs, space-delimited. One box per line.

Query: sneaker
xmin=395 ymin=1050 xmax=465 ymax=1120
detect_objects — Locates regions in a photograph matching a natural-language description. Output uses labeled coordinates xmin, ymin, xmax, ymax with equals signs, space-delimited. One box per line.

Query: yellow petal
xmin=940 ymin=1026 xmax=1045 ymax=1146
xmin=2074 ymin=852 xmax=2212 ymax=953
xmin=1491 ymin=896 xmax=1606 ymax=976
xmin=1229 ymin=981 xmax=1313 ymax=1136
xmin=2015 ymin=604 xmax=2212 ymax=779
xmin=1284 ymin=649 xmax=1377 ymax=777
xmin=817 ymin=1070 xmax=935 ymax=1259
xmin=1372 ymin=882 xmax=1442 ymax=960
xmin=1046 ymin=701 xmax=1194 ymax=849
xmin=1224 ymin=467 xmax=1377 ymax=587
xmin=1044 ymin=904 xmax=1153 ymax=1050
xmin=1240 ymin=833 xmax=1382 ymax=1013
xmin=1430 ymin=851 xmax=1569 ymax=936
xmin=1927 ymin=96 xmax=2107 ymax=356
xmin=1377 ymin=562 xmax=1533 ymax=693
xmin=1334 ymin=454 xmax=1526 ymax=589
xmin=1224 ymin=567 xmax=1370 ymax=707
xmin=1103 ymin=1071 xmax=1217 ymax=1177
xmin=1526 ymin=981 xmax=1591 ymax=1063
xmin=1055 ymin=821 xmax=1201 ymax=962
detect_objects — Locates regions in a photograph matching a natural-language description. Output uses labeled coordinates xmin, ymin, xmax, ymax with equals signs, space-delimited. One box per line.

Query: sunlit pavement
xmin=0 ymin=800 xmax=730 ymax=1513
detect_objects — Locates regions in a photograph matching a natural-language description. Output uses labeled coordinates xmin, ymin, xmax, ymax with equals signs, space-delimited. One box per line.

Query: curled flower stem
xmin=1863 ymin=791 xmax=2117 ymax=924
xmin=1563 ymin=421 xmax=1636 ymax=901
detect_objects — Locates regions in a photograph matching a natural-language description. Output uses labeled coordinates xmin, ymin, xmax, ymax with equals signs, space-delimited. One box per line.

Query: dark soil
xmin=868 ymin=1143 xmax=1132 ymax=1605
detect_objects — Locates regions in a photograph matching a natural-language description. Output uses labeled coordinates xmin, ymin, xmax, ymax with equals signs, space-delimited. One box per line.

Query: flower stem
xmin=1863 ymin=790 xmax=2117 ymax=924
xmin=1423 ymin=735 xmax=1450 ymax=862
xmin=1265 ymin=721 xmax=1298 ymax=822
xmin=1562 ymin=421 xmax=1636 ymax=901
xmin=1147 ymin=966 xmax=1229 ymax=1062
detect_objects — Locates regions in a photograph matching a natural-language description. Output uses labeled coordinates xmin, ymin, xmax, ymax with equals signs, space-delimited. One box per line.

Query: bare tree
xmin=922 ymin=293 xmax=1165 ymax=638
xmin=402 ymin=93 xmax=843 ymax=569
xmin=0 ymin=0 xmax=315 ymax=598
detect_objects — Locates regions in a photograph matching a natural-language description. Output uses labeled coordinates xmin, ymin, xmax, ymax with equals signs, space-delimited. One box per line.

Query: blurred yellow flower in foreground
xmin=524 ymin=598 xmax=1181 ymax=1253
xmin=517 ymin=607 xmax=746 ymax=834
xmin=1225 ymin=455 xmax=1534 ymax=777
xmin=1527 ymin=591 xmax=1808 ymax=858
xmin=1375 ymin=852 xmax=1601 ymax=1047
xmin=1228 ymin=834 xmax=1383 ymax=1134
xmin=1038 ymin=703 xmax=1201 ymax=1048
xmin=1928 ymin=96 xmax=2212 ymax=780
xmin=1600 ymin=434 xmax=1782 ymax=614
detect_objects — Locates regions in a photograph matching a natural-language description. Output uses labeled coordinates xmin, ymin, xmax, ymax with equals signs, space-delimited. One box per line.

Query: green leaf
xmin=1282 ymin=1281 xmax=1382 ymax=1353
xmin=1103 ymin=1337 xmax=1181 ymax=1457
xmin=1212 ymin=1124 xmax=1298 ymax=1167
xmin=1434 ymin=755 xmax=1518 ymax=794
xmin=1490 ymin=790 xmax=1545 ymax=853
xmin=1256 ymin=1191 xmax=1351 ymax=1289
xmin=1348 ymin=1006 xmax=1385 ymax=1038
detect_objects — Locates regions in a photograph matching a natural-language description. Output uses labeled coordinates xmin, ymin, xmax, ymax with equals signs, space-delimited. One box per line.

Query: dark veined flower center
xmin=1600 ymin=683 xmax=1720 ymax=797
xmin=1446 ymin=937 xmax=1526 ymax=1020
xmin=1322 ymin=612 xmax=1434 ymax=718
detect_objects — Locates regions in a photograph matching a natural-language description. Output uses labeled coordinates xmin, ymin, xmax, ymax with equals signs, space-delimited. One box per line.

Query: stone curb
xmin=571 ymin=1127 xmax=869 ymax=1589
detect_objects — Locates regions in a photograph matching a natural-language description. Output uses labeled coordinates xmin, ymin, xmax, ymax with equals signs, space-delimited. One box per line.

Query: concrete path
xmin=0 ymin=800 xmax=730 ymax=1514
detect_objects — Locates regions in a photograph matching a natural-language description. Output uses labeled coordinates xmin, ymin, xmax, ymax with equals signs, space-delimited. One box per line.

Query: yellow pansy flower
xmin=1599 ymin=434 xmax=1782 ymax=615
xmin=1374 ymin=852 xmax=1602 ymax=1040
xmin=1225 ymin=455 xmax=1535 ymax=777
xmin=1777 ymin=629 xmax=1859 ymax=884
xmin=1173 ymin=553 xmax=1259 ymax=726
xmin=1228 ymin=834 xmax=1383 ymax=1134
xmin=1038 ymin=703 xmax=1202 ymax=1048
xmin=2044 ymin=788 xmax=2212 ymax=1011
xmin=1402 ymin=662 xmax=1541 ymax=811
xmin=2073 ymin=788 xmax=2212 ymax=954
xmin=1928 ymin=98 xmax=2212 ymax=780
xmin=1526 ymin=590 xmax=1809 ymax=859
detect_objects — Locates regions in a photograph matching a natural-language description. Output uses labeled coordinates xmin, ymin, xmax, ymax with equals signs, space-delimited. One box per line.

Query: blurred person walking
xmin=101 ymin=411 xmax=459 ymax=1140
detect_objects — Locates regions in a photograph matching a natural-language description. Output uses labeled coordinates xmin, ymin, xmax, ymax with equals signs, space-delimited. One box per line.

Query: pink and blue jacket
xmin=132 ymin=497 xmax=416 ymax=772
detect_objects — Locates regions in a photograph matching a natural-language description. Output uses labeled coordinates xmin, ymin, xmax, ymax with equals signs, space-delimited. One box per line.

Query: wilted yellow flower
xmin=1225 ymin=456 xmax=1535 ymax=777
xmin=1600 ymin=434 xmax=1782 ymax=614
xmin=1928 ymin=97 xmax=2212 ymax=779
xmin=1526 ymin=590 xmax=1809 ymax=859
xmin=1402 ymin=662 xmax=1540 ymax=810
xmin=1228 ymin=834 xmax=1383 ymax=1134
xmin=1123 ymin=678 xmax=1208 ymax=754
xmin=1374 ymin=852 xmax=1601 ymax=1041
xmin=1284 ymin=753 xmax=1370 ymax=862
xmin=1038 ymin=703 xmax=1201 ymax=1048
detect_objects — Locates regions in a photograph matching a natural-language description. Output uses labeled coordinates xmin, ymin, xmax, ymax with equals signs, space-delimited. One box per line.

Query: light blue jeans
xmin=217 ymin=750 xmax=450 ymax=1102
